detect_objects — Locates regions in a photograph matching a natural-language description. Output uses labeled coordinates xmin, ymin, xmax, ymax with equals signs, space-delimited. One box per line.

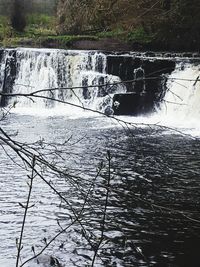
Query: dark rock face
xmin=113 ymin=93 xmax=146 ymax=115
xmin=106 ymin=56 xmax=176 ymax=115
xmin=0 ymin=50 xmax=17 ymax=107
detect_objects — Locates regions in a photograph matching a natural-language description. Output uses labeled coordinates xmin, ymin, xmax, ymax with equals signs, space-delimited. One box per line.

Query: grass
xmin=0 ymin=14 xmax=56 ymax=44
xmin=1 ymin=35 xmax=99 ymax=48
xmin=96 ymin=27 xmax=154 ymax=45
xmin=97 ymin=28 xmax=126 ymax=39
xmin=25 ymin=14 xmax=56 ymax=36
xmin=27 ymin=14 xmax=54 ymax=26
xmin=127 ymin=27 xmax=154 ymax=43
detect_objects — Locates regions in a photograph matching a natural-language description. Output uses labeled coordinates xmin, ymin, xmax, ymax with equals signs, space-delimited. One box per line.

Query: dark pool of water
xmin=1 ymin=114 xmax=200 ymax=267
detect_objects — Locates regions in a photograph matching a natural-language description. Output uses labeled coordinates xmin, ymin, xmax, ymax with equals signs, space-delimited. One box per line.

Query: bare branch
xmin=16 ymin=156 xmax=36 ymax=267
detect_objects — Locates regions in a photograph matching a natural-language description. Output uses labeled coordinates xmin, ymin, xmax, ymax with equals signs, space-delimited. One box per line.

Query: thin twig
xmin=16 ymin=156 xmax=36 ymax=267
xmin=91 ymin=151 xmax=111 ymax=266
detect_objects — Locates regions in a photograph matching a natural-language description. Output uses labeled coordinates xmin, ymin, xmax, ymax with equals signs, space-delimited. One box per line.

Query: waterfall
xmin=0 ymin=48 xmax=126 ymax=115
xmin=1 ymin=48 xmax=200 ymax=121
xmin=159 ymin=62 xmax=200 ymax=126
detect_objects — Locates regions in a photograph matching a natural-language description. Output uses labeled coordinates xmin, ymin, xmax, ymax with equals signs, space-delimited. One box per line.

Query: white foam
xmin=154 ymin=63 xmax=200 ymax=135
xmin=7 ymin=49 xmax=125 ymax=115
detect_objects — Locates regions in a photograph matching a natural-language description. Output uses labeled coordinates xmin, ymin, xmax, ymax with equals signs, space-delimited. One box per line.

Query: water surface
xmin=0 ymin=113 xmax=200 ymax=267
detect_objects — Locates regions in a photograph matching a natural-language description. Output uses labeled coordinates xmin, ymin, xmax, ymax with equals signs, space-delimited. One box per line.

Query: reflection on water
xmin=0 ymin=114 xmax=200 ymax=267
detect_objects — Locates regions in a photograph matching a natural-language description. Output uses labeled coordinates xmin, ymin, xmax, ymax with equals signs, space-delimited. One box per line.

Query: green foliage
xmin=56 ymin=0 xmax=200 ymax=50
xmin=25 ymin=14 xmax=56 ymax=36
xmin=1 ymin=36 xmax=33 ymax=47
xmin=127 ymin=27 xmax=154 ymax=43
xmin=0 ymin=15 xmax=7 ymax=25
xmin=0 ymin=34 xmax=99 ymax=48
xmin=97 ymin=28 xmax=125 ymax=38
xmin=0 ymin=13 xmax=57 ymax=44
xmin=26 ymin=14 xmax=54 ymax=28
xmin=1 ymin=0 xmax=200 ymax=50
xmin=25 ymin=25 xmax=56 ymax=37
xmin=0 ymin=16 xmax=13 ymax=40
xmin=56 ymin=0 xmax=130 ymax=34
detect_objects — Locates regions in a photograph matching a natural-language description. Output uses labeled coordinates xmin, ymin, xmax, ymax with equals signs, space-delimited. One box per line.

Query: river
xmin=0 ymin=48 xmax=200 ymax=267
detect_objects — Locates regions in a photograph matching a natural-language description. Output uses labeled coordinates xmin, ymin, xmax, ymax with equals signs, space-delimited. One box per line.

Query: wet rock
xmin=0 ymin=50 xmax=17 ymax=107
xmin=193 ymin=53 xmax=200 ymax=58
xmin=182 ymin=52 xmax=193 ymax=57
xmin=104 ymin=105 xmax=114 ymax=116
xmin=113 ymin=93 xmax=146 ymax=115
xmin=50 ymin=256 xmax=61 ymax=266
xmin=107 ymin=55 xmax=176 ymax=115
xmin=32 ymin=255 xmax=62 ymax=267
xmin=144 ymin=52 xmax=155 ymax=57
xmin=164 ymin=53 xmax=172 ymax=57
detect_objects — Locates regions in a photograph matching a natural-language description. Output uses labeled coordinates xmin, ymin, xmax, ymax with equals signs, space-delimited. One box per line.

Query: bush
xmin=97 ymin=28 xmax=125 ymax=38
xmin=127 ymin=27 xmax=153 ymax=43
xmin=0 ymin=16 xmax=13 ymax=39
xmin=27 ymin=14 xmax=54 ymax=28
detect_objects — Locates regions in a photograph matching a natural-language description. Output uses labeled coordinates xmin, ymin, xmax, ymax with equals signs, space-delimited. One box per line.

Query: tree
xmin=56 ymin=0 xmax=200 ymax=50
xmin=56 ymin=0 xmax=136 ymax=33
xmin=11 ymin=0 xmax=26 ymax=32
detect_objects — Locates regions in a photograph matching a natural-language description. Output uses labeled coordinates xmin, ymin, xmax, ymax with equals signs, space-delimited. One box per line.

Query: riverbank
xmin=2 ymin=35 xmax=200 ymax=54
xmin=0 ymin=35 xmax=133 ymax=51
xmin=0 ymin=15 xmax=199 ymax=53
xmin=0 ymin=17 xmax=151 ymax=51
xmin=1 ymin=33 xmax=200 ymax=53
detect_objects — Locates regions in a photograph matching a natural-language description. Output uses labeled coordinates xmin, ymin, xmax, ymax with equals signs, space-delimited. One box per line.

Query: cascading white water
xmin=158 ymin=62 xmax=200 ymax=127
xmin=7 ymin=48 xmax=126 ymax=115
xmin=1 ymin=48 xmax=200 ymax=124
